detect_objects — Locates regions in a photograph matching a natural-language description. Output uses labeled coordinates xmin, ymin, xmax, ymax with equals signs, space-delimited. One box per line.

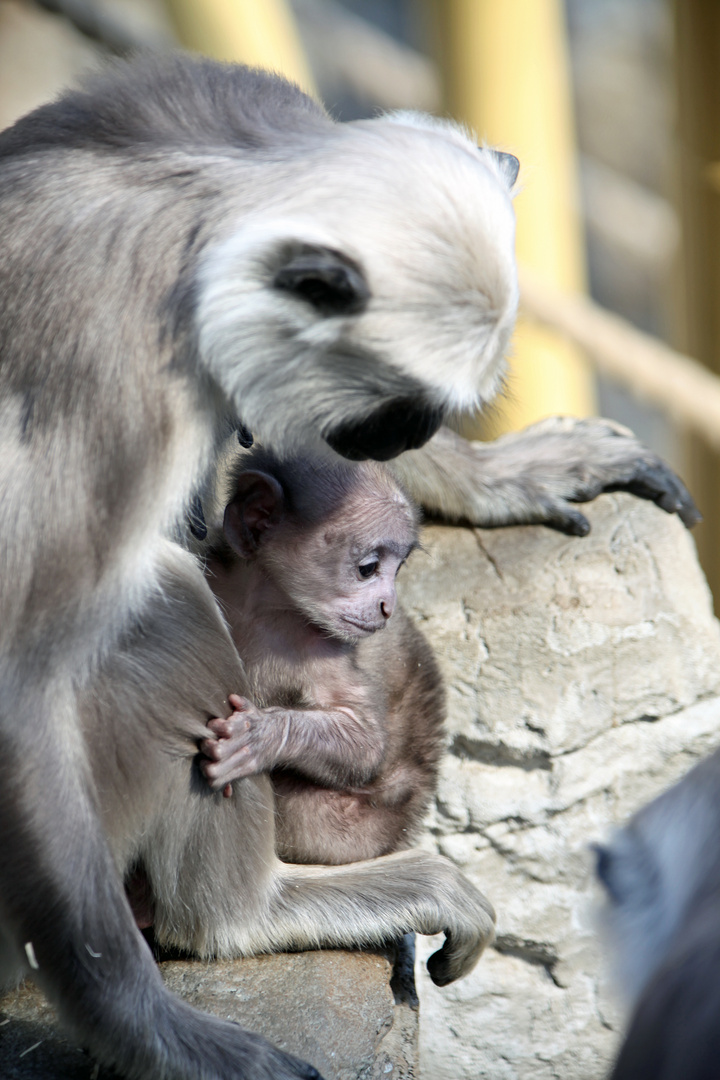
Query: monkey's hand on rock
xmin=200 ymin=695 xmax=277 ymax=794
xmin=391 ymin=418 xmax=700 ymax=536
xmin=389 ymin=852 xmax=496 ymax=986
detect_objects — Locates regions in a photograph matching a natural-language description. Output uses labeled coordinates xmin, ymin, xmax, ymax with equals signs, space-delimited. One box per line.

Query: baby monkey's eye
xmin=358 ymin=559 xmax=380 ymax=579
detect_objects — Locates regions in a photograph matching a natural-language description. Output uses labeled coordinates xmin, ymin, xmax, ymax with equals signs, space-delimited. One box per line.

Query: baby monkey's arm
xmin=200 ymin=693 xmax=386 ymax=796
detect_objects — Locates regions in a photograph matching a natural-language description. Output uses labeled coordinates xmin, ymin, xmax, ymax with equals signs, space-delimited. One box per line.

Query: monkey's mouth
xmin=325 ymin=396 xmax=444 ymax=461
xmin=304 ymin=616 xmax=370 ymax=641
xmin=337 ymin=615 xmax=385 ymax=637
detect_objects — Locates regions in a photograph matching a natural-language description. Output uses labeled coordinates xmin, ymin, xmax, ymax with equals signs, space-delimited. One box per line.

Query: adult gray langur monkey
xmin=0 ymin=51 xmax=697 ymax=1080
xmin=595 ymin=751 xmax=720 ymax=1080
xmin=0 ymin=52 xmax=514 ymax=1080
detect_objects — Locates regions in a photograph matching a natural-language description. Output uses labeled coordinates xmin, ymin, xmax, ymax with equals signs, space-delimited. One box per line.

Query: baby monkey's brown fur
xmin=202 ymin=450 xmax=445 ymax=865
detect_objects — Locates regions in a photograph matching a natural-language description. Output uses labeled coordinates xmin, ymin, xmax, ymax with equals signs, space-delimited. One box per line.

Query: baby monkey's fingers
xmin=205 ymin=710 xmax=251 ymax=737
xmin=200 ymin=694 xmax=272 ymax=794
xmin=228 ymin=693 xmax=254 ymax=712
xmin=201 ymin=739 xmax=264 ymax=789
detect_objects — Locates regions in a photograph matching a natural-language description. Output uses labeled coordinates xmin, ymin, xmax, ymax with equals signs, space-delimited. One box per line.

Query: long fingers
xmin=605 ymin=458 xmax=701 ymax=528
xmin=426 ymin=891 xmax=496 ymax=986
xmin=202 ymin=748 xmax=258 ymax=785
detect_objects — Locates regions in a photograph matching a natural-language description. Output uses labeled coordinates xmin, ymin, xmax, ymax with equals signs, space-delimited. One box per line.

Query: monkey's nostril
xmin=380 ymin=601 xmax=392 ymax=619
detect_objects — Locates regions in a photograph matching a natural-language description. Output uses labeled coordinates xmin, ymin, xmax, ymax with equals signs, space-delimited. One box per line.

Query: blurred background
xmin=2 ymin=0 xmax=720 ymax=606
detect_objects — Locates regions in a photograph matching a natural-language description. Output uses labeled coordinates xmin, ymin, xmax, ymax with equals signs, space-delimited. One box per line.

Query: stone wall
xmin=398 ymin=492 xmax=720 ymax=1080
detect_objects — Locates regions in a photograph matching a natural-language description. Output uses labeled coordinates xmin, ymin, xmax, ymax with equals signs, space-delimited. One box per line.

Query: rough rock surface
xmin=0 ymin=945 xmax=417 ymax=1080
xmin=398 ymin=492 xmax=720 ymax=1080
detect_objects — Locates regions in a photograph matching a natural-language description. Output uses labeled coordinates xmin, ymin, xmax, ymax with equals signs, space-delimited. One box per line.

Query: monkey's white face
xmin=196 ymin=114 xmax=518 ymax=462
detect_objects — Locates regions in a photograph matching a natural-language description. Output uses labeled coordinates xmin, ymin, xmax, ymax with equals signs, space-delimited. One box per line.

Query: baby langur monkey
xmin=594 ymin=748 xmax=720 ymax=1080
xmin=200 ymin=449 xmax=445 ymax=864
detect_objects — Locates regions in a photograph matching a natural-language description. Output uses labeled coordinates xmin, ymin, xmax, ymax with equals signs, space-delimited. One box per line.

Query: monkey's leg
xmin=390 ymin=419 xmax=700 ymax=533
xmin=268 ymin=852 xmax=495 ymax=986
xmin=149 ymin=779 xmax=495 ymax=988
xmin=0 ymin=681 xmax=322 ymax=1080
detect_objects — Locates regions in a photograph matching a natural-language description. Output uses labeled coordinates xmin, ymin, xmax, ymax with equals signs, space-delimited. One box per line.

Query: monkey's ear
xmin=273 ymin=247 xmax=370 ymax=316
xmin=592 ymin=838 xmax=658 ymax=907
xmin=223 ymin=471 xmax=285 ymax=557
xmin=487 ymin=150 xmax=520 ymax=189
xmin=592 ymin=843 xmax=621 ymax=902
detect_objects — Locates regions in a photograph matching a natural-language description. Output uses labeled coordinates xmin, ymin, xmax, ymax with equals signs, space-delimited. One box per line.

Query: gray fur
xmin=0 ymin=53 xmax=508 ymax=1080
xmin=595 ymin=751 xmax=720 ymax=1079
xmin=391 ymin=418 xmax=700 ymax=536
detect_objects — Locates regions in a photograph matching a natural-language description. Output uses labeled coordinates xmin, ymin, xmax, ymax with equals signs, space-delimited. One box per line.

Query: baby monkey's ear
xmin=223 ymin=471 xmax=285 ymax=557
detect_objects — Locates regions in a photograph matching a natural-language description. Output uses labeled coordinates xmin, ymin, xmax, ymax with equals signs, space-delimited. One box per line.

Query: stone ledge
xmin=0 ymin=943 xmax=418 ymax=1080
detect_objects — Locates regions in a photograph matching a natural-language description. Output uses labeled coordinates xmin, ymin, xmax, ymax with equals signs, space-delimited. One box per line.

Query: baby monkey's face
xmin=268 ymin=491 xmax=417 ymax=642
xmin=222 ymin=459 xmax=418 ymax=641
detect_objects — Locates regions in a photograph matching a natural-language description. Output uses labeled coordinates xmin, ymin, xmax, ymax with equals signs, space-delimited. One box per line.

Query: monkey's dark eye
xmin=358 ymin=560 xmax=379 ymax=579
xmin=274 ymin=249 xmax=370 ymax=316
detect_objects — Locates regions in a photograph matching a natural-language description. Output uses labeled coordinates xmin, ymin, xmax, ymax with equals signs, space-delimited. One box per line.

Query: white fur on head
xmin=385 ymin=111 xmax=520 ymax=194
xmin=195 ymin=113 xmax=518 ymax=455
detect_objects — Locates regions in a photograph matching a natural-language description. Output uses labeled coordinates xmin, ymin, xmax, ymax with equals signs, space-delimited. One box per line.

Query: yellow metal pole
xmin=428 ymin=0 xmax=595 ymax=436
xmin=673 ymin=0 xmax=720 ymax=609
xmin=164 ymin=0 xmax=315 ymax=96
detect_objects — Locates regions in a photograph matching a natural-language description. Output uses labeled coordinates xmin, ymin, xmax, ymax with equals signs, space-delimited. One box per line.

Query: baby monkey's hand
xmin=200 ymin=693 xmax=276 ymax=796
